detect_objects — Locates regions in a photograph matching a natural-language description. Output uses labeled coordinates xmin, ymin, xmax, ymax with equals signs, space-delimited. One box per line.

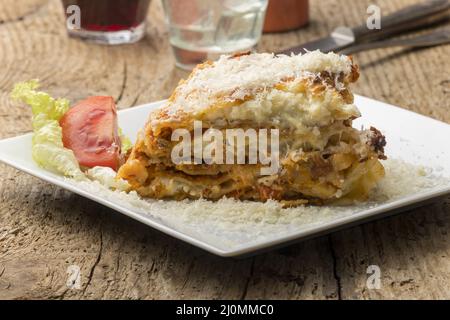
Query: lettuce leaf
xmin=32 ymin=143 xmax=86 ymax=180
xmin=11 ymin=80 xmax=70 ymax=124
xmin=12 ymin=80 xmax=133 ymax=185
xmin=119 ymin=128 xmax=132 ymax=154
xmin=11 ymin=80 xmax=85 ymax=180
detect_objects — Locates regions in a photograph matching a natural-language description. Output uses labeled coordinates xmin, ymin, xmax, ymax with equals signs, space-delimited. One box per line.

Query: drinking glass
xmin=61 ymin=0 xmax=152 ymax=45
xmin=161 ymin=0 xmax=268 ymax=70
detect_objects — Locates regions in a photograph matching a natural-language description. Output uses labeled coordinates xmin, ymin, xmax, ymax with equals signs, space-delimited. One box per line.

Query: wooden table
xmin=0 ymin=0 xmax=449 ymax=300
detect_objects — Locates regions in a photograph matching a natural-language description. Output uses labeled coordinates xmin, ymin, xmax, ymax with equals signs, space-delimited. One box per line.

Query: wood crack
xmin=82 ymin=230 xmax=103 ymax=296
xmin=51 ymin=287 xmax=69 ymax=300
xmin=129 ymin=91 xmax=142 ymax=108
xmin=0 ymin=0 xmax=49 ymax=26
xmin=240 ymin=258 xmax=255 ymax=300
xmin=181 ymin=257 xmax=196 ymax=291
xmin=328 ymin=235 xmax=342 ymax=300
xmin=113 ymin=249 xmax=121 ymax=283
xmin=115 ymin=61 xmax=128 ymax=105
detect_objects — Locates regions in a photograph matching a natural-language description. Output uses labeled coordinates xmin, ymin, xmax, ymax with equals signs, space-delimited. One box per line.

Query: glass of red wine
xmin=62 ymin=0 xmax=151 ymax=45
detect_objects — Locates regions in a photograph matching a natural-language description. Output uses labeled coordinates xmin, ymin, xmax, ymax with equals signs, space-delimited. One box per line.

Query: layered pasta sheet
xmin=118 ymin=51 xmax=386 ymax=206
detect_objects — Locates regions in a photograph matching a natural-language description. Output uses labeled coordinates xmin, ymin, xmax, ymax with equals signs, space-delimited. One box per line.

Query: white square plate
xmin=0 ymin=95 xmax=449 ymax=257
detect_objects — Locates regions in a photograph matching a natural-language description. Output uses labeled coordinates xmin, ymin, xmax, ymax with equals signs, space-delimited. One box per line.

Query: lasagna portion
xmin=117 ymin=51 xmax=386 ymax=206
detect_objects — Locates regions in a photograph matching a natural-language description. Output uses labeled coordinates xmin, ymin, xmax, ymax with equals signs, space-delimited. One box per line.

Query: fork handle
xmin=352 ymin=0 xmax=450 ymax=42
xmin=341 ymin=28 xmax=450 ymax=54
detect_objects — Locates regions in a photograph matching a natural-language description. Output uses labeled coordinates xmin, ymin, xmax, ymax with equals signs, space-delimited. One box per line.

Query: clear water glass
xmin=162 ymin=0 xmax=268 ymax=70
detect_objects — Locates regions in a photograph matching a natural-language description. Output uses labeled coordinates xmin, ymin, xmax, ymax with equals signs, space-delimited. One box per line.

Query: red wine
xmin=62 ymin=0 xmax=151 ymax=32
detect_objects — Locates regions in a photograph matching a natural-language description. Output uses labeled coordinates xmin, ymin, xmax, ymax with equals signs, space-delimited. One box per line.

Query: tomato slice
xmin=60 ymin=96 xmax=121 ymax=170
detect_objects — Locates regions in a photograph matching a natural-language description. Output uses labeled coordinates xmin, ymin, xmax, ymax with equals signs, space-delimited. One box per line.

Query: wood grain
xmin=0 ymin=0 xmax=449 ymax=299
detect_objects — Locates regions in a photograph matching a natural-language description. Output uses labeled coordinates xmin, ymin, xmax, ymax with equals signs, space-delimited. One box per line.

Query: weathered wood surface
xmin=0 ymin=0 xmax=449 ymax=300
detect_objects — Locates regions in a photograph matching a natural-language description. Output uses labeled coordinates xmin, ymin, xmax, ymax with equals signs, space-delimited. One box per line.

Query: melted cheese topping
xmin=150 ymin=51 xmax=355 ymax=128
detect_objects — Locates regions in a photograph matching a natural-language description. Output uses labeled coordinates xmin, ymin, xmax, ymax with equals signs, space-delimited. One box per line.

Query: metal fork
xmin=341 ymin=27 xmax=450 ymax=54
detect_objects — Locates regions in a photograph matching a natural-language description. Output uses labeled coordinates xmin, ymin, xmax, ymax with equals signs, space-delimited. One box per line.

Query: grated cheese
xmin=163 ymin=51 xmax=353 ymax=118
